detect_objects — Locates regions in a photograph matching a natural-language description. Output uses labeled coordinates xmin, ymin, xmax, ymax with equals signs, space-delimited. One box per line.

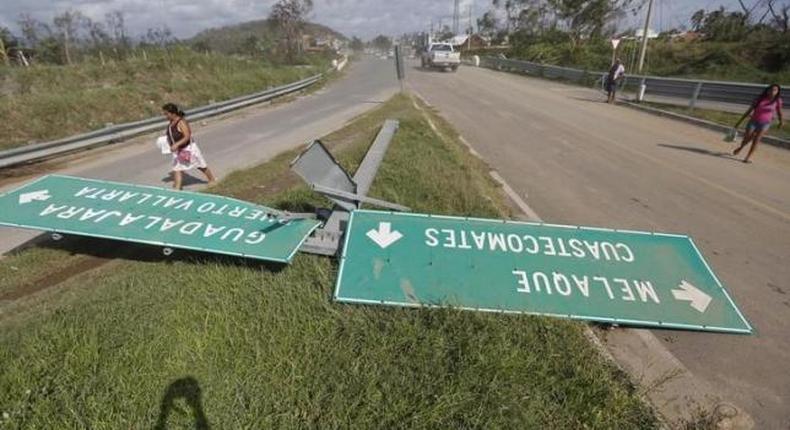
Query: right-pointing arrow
xmin=672 ymin=280 xmax=712 ymax=313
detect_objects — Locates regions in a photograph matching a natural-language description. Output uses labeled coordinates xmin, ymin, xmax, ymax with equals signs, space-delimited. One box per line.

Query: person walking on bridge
xmin=162 ymin=103 xmax=216 ymax=189
xmin=733 ymin=84 xmax=784 ymax=163
xmin=606 ymin=59 xmax=626 ymax=104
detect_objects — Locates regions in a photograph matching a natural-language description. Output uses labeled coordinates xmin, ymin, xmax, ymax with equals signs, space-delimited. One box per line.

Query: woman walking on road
xmin=733 ymin=84 xmax=784 ymax=163
xmin=605 ymin=59 xmax=626 ymax=104
xmin=162 ymin=103 xmax=215 ymax=190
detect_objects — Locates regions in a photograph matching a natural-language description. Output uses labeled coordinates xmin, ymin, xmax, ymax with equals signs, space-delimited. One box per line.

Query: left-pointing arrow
xmin=19 ymin=190 xmax=51 ymax=205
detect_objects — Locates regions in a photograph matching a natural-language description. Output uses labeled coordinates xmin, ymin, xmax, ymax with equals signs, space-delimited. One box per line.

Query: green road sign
xmin=0 ymin=175 xmax=320 ymax=263
xmin=336 ymin=210 xmax=752 ymax=334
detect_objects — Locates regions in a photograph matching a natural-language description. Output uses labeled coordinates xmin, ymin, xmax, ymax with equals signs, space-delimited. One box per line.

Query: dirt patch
xmin=0 ymin=255 xmax=111 ymax=301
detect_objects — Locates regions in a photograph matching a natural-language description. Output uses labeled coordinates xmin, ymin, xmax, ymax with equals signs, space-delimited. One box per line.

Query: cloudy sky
xmin=0 ymin=0 xmax=747 ymax=40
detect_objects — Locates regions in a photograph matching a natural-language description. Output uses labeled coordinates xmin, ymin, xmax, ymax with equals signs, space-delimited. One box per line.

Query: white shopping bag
xmin=723 ymin=128 xmax=738 ymax=143
xmin=155 ymin=136 xmax=171 ymax=154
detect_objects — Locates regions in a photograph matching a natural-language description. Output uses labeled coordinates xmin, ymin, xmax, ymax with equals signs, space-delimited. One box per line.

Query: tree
xmin=269 ymin=0 xmax=314 ymax=63
xmin=144 ymin=26 xmax=175 ymax=47
xmin=691 ymin=9 xmax=706 ymax=32
xmin=18 ymin=14 xmax=50 ymax=49
xmin=105 ymin=11 xmax=130 ymax=53
xmin=350 ymin=36 xmax=364 ymax=52
xmin=546 ymin=0 xmax=635 ymax=45
xmin=53 ymin=10 xmax=84 ymax=65
xmin=699 ymin=7 xmax=749 ymax=41
xmin=0 ymin=27 xmax=15 ymax=66
xmin=768 ymin=0 xmax=789 ymax=33
xmin=371 ymin=34 xmax=392 ymax=52
xmin=477 ymin=10 xmax=499 ymax=38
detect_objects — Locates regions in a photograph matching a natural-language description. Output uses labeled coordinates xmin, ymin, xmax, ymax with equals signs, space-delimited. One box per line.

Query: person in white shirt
xmin=606 ymin=59 xmax=626 ymax=104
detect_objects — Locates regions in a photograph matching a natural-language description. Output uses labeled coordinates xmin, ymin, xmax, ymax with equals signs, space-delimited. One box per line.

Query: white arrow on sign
xmin=672 ymin=280 xmax=712 ymax=313
xmin=18 ymin=190 xmax=51 ymax=205
xmin=366 ymin=222 xmax=403 ymax=249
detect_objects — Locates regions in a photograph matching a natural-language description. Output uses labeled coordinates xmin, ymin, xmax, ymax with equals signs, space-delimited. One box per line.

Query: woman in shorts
xmin=733 ymin=84 xmax=784 ymax=163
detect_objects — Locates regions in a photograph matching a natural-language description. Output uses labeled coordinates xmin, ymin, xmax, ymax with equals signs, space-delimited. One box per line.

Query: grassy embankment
xmin=0 ymin=94 xmax=658 ymax=428
xmin=0 ymin=47 xmax=327 ymax=152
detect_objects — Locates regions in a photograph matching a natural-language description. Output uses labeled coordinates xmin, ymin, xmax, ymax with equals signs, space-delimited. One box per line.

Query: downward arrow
xmin=366 ymin=222 xmax=403 ymax=249
xmin=19 ymin=190 xmax=51 ymax=205
xmin=672 ymin=280 xmax=712 ymax=313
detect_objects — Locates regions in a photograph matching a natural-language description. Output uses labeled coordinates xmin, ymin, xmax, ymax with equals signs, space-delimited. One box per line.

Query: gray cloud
xmin=0 ymin=0 xmax=745 ymax=40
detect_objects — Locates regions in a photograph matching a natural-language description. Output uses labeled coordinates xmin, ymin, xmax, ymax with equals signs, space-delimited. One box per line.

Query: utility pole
xmin=468 ymin=5 xmax=473 ymax=51
xmin=635 ymin=0 xmax=654 ymax=102
xmin=637 ymin=0 xmax=654 ymax=74
xmin=453 ymin=0 xmax=460 ymax=35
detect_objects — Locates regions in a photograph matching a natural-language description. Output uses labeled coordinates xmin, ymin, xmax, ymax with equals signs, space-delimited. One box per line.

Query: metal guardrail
xmin=480 ymin=57 xmax=789 ymax=109
xmin=0 ymin=64 xmax=340 ymax=169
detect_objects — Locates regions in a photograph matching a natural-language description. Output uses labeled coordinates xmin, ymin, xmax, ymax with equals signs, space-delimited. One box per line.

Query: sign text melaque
xmin=424 ymin=227 xmax=661 ymax=305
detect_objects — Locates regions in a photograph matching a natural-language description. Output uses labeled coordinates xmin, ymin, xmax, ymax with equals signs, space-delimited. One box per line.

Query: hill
xmin=189 ymin=19 xmax=346 ymax=56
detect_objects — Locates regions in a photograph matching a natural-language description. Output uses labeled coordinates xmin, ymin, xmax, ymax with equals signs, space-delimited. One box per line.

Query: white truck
xmin=420 ymin=43 xmax=460 ymax=72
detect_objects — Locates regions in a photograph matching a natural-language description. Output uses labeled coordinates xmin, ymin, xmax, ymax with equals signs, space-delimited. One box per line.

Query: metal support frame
xmin=291 ymin=120 xmax=401 ymax=256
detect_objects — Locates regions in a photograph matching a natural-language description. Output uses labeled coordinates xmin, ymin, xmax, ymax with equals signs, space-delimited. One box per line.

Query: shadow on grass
xmin=154 ymin=376 xmax=210 ymax=430
xmin=657 ymin=143 xmax=740 ymax=162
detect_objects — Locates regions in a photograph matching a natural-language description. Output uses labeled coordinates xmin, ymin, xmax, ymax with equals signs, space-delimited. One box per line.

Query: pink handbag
xmin=176 ymin=147 xmax=192 ymax=163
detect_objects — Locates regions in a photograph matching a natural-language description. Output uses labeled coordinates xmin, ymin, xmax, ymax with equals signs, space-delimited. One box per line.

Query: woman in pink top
xmin=733 ymin=84 xmax=783 ymax=163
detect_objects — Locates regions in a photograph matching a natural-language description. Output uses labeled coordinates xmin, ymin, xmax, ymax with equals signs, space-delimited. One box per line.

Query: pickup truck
xmin=420 ymin=43 xmax=460 ymax=72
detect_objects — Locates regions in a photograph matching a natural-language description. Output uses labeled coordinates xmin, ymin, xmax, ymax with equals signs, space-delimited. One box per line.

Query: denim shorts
xmin=746 ymin=119 xmax=771 ymax=132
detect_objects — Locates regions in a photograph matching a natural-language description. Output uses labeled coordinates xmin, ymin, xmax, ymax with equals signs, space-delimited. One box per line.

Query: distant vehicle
xmin=420 ymin=43 xmax=460 ymax=72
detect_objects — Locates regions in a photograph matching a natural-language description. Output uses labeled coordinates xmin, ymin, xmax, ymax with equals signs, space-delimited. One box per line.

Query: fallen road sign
xmin=0 ymin=175 xmax=321 ymax=263
xmin=335 ymin=210 xmax=752 ymax=334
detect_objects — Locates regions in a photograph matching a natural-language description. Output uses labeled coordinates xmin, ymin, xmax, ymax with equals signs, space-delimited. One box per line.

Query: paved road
xmin=0 ymin=57 xmax=398 ymax=255
xmin=409 ymin=64 xmax=790 ymax=427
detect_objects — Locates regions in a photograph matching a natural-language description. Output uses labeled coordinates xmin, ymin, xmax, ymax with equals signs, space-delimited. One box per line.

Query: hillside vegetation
xmin=468 ymin=1 xmax=789 ymax=84
xmin=190 ymin=19 xmax=345 ymax=58
xmin=506 ymin=32 xmax=790 ymax=83
xmin=0 ymin=47 xmax=327 ymax=151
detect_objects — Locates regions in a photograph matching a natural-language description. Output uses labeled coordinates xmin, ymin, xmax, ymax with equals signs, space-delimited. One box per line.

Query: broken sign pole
xmin=291 ymin=120 xmax=402 ymax=256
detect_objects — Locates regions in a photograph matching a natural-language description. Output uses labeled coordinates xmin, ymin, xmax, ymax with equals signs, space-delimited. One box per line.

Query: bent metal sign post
xmin=0 ymin=175 xmax=320 ymax=263
xmin=335 ymin=210 xmax=752 ymax=334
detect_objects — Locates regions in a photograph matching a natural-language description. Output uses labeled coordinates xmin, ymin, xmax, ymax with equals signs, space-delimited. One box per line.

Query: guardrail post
xmin=637 ymin=78 xmax=647 ymax=103
xmin=689 ymin=82 xmax=703 ymax=111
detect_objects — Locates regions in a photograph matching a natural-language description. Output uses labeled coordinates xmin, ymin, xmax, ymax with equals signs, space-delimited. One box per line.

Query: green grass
xmin=642 ymin=102 xmax=789 ymax=141
xmin=0 ymin=94 xmax=658 ymax=428
xmin=0 ymin=47 xmax=327 ymax=152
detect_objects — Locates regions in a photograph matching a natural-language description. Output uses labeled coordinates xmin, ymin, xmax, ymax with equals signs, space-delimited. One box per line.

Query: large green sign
xmin=335 ymin=210 xmax=752 ymax=334
xmin=0 ymin=175 xmax=320 ymax=263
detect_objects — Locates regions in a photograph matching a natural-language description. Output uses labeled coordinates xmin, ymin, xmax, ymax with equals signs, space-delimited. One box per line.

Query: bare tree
xmin=53 ymin=10 xmax=84 ymax=65
xmin=145 ymin=26 xmax=175 ymax=47
xmin=269 ymin=0 xmax=314 ymax=63
xmin=768 ymin=0 xmax=789 ymax=33
xmin=105 ymin=11 xmax=129 ymax=50
xmin=83 ymin=18 xmax=110 ymax=51
xmin=18 ymin=14 xmax=50 ymax=49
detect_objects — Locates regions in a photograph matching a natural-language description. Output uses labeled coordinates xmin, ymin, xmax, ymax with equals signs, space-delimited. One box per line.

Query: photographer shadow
xmin=154 ymin=377 xmax=210 ymax=430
